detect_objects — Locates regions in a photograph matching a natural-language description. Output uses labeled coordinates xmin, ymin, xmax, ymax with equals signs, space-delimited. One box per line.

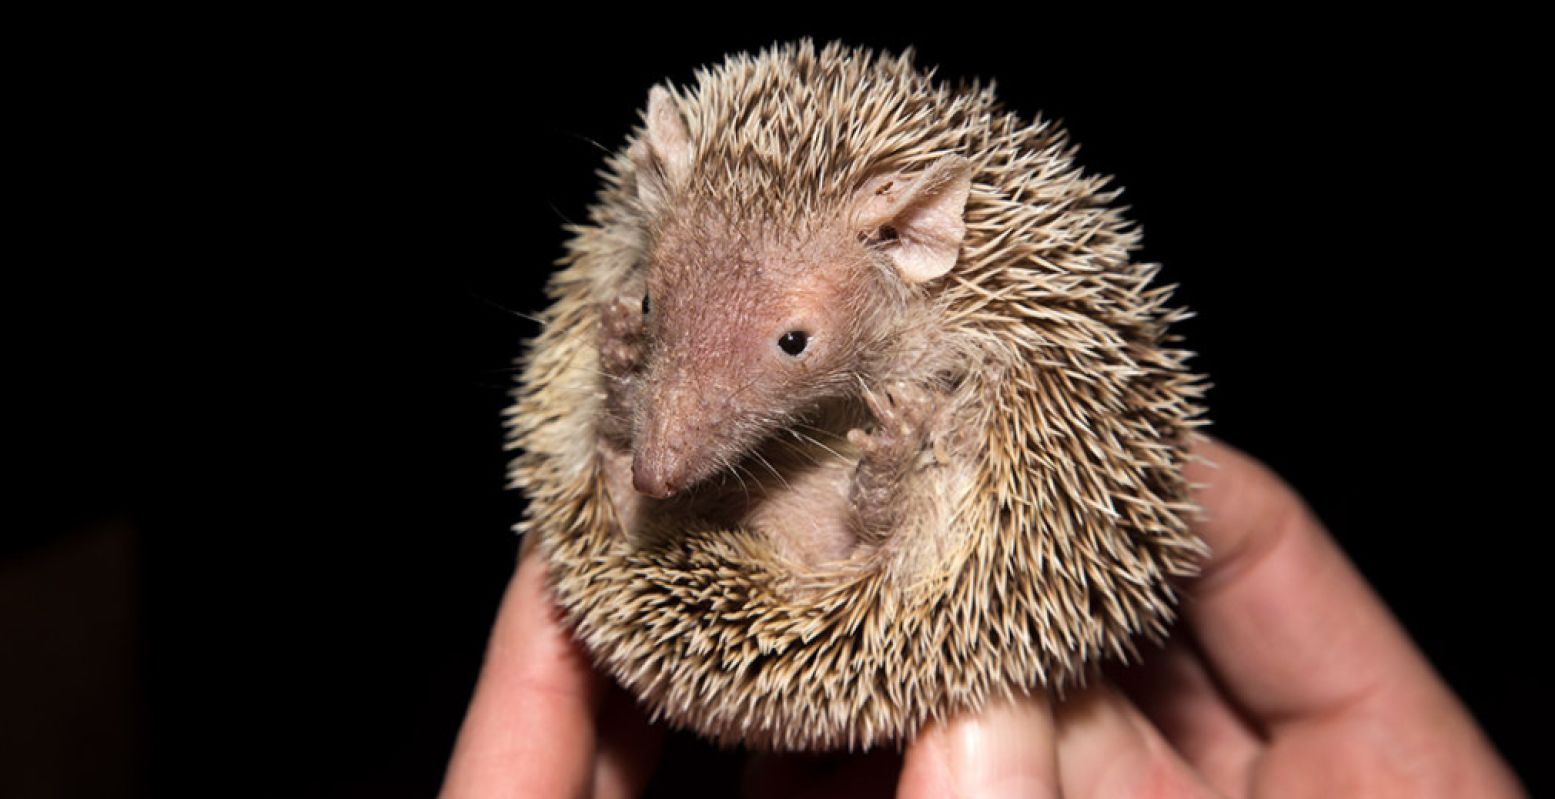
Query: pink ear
xmin=854 ymin=155 xmax=973 ymax=284
xmin=629 ymin=86 xmax=693 ymax=207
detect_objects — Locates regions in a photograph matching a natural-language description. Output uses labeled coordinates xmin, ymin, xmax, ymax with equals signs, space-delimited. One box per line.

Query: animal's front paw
xmin=598 ymin=296 xmax=647 ymax=447
xmin=852 ymin=380 xmax=932 ymax=457
xmin=599 ymin=297 xmax=646 ymax=375
xmin=846 ymin=382 xmax=947 ymax=542
xmin=847 ymin=381 xmax=938 ymax=468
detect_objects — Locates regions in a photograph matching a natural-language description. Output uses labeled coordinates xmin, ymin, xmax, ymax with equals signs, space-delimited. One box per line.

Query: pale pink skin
xmin=597 ymin=246 xmax=943 ymax=552
xmin=605 ymin=150 xmax=974 ymax=565
xmin=615 ymin=221 xmax=898 ymax=502
xmin=442 ymin=437 xmax=1525 ymax=799
xmin=595 ymin=89 xmax=979 ymax=559
xmin=618 ymin=187 xmax=961 ymax=505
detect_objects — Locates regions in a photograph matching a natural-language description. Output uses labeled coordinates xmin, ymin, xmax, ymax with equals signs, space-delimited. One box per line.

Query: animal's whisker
xmin=748 ymin=450 xmax=791 ymax=493
xmin=771 ymin=433 xmax=825 ymax=466
xmin=469 ymin=290 xmax=547 ymax=327
xmin=723 ymin=456 xmax=753 ymax=504
xmin=787 ymin=428 xmax=846 ymax=461
xmin=563 ymin=128 xmax=616 ymax=157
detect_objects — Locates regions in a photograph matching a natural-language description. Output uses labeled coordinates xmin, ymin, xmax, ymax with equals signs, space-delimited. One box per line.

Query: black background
xmin=10 ymin=14 xmax=1540 ymax=797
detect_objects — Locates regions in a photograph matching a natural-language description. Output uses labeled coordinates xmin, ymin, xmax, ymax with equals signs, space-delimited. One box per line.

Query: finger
xmin=897 ymin=690 xmax=1059 ymax=799
xmin=442 ymin=538 xmax=605 ymax=798
xmin=1183 ymin=436 xmax=1523 ymax=794
xmin=1055 ymin=680 xmax=1221 ymax=798
xmin=591 ymin=682 xmax=667 ymax=799
xmin=1182 ymin=436 xmax=1437 ymax=725
xmin=1108 ymin=636 xmax=1260 ymax=796
xmin=1057 ymin=677 xmax=1225 ymax=795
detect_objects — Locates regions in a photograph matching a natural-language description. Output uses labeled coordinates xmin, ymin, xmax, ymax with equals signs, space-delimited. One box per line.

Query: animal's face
xmin=623 ymin=86 xmax=973 ymax=498
xmin=629 ymin=216 xmax=886 ymax=498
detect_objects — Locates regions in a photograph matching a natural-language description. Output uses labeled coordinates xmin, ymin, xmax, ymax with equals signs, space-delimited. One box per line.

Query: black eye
xmin=641 ymin=293 xmax=650 ymax=315
xmin=778 ymin=330 xmax=809 ymax=356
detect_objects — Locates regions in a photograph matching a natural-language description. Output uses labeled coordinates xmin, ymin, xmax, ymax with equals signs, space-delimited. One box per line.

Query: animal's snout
xmin=632 ymin=385 xmax=727 ymax=498
xmin=631 ymin=449 xmax=683 ymax=499
xmin=632 ymin=428 xmax=699 ymax=498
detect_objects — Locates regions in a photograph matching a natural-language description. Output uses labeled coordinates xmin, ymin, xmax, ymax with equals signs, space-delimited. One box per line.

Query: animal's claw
xmin=601 ymin=296 xmax=645 ymax=339
xmin=848 ymin=381 xmax=947 ymax=539
xmin=851 ymin=381 xmax=939 ymax=464
xmin=599 ymin=297 xmax=646 ymax=375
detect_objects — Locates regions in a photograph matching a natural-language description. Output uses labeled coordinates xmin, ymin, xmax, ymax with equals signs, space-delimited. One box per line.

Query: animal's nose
xmin=631 ymin=447 xmax=683 ymax=499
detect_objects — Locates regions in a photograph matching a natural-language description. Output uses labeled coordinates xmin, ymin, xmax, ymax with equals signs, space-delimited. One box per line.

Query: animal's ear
xmin=853 ymin=154 xmax=973 ymax=284
xmin=628 ymin=86 xmax=693 ymax=207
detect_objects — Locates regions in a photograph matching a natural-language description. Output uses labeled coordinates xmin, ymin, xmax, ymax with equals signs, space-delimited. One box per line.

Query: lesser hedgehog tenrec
xmin=507 ymin=39 xmax=1209 ymax=751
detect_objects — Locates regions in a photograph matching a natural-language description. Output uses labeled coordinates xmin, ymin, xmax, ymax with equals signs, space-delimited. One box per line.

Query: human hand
xmin=439 ymin=529 xmax=666 ymax=798
xmin=441 ymin=437 xmax=1524 ymax=797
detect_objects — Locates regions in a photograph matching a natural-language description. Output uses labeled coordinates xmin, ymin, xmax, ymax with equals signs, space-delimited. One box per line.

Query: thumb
xmin=898 ymin=691 xmax=1059 ymax=799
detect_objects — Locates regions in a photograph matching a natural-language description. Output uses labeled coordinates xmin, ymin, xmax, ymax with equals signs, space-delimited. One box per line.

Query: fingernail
xmin=932 ymin=695 xmax=1057 ymax=799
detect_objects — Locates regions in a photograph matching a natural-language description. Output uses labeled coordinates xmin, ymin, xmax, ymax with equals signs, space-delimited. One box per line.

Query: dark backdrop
xmin=10 ymin=15 xmax=1538 ymax=797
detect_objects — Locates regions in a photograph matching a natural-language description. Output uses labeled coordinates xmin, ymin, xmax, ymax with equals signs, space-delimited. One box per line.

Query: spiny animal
xmin=507 ymin=38 xmax=1209 ymax=751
